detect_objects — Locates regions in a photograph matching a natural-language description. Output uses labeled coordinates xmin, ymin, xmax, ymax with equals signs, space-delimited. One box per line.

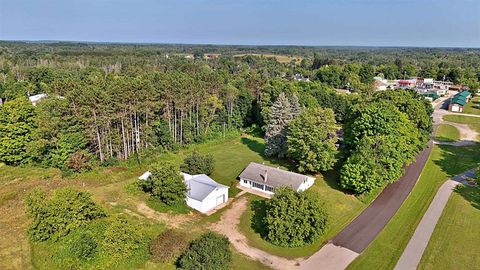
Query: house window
xmin=243 ymin=179 xmax=248 ymax=184
xmin=265 ymin=185 xmax=275 ymax=193
xmin=252 ymin=182 xmax=265 ymax=190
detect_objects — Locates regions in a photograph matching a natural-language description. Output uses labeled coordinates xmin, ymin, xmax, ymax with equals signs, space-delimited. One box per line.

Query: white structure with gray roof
xmin=238 ymin=162 xmax=315 ymax=195
xmin=139 ymin=171 xmax=228 ymax=214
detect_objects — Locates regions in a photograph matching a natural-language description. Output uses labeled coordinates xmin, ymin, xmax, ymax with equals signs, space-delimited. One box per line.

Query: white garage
xmin=182 ymin=173 xmax=229 ymax=214
xmin=139 ymin=171 xmax=229 ymax=214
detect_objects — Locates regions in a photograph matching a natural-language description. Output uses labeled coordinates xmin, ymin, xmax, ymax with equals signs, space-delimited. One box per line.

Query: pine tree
xmin=265 ymin=92 xmax=292 ymax=158
xmin=289 ymin=93 xmax=302 ymax=118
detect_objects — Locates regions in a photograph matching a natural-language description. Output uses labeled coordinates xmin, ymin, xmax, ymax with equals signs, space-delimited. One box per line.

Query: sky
xmin=1 ymin=0 xmax=479 ymax=47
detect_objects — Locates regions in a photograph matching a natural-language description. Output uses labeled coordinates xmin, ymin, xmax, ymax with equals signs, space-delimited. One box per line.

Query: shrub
xmin=180 ymin=150 xmax=214 ymax=175
xmin=24 ymin=188 xmax=106 ymax=242
xmin=68 ymin=230 xmax=98 ymax=260
xmin=139 ymin=161 xmax=187 ymax=205
xmin=67 ymin=150 xmax=92 ymax=172
xmin=264 ymin=187 xmax=328 ymax=247
xmin=102 ymin=216 xmax=146 ymax=259
xmin=178 ymin=232 xmax=232 ymax=270
xmin=101 ymin=157 xmax=119 ymax=167
xmin=149 ymin=229 xmax=188 ymax=263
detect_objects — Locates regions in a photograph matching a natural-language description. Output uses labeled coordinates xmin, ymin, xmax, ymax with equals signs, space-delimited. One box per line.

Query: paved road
xmin=394 ymin=169 xmax=476 ymax=270
xmin=331 ymin=140 xmax=433 ymax=253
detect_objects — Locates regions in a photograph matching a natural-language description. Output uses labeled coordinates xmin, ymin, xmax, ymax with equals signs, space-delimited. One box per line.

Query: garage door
xmin=216 ymin=195 xmax=225 ymax=205
xmin=451 ymin=105 xmax=460 ymax=112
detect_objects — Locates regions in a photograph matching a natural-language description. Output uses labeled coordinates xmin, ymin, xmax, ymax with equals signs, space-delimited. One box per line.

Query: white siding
xmin=297 ymin=177 xmax=316 ymax=192
xmin=451 ymin=104 xmax=461 ymax=112
xmin=187 ymin=187 xmax=228 ymax=214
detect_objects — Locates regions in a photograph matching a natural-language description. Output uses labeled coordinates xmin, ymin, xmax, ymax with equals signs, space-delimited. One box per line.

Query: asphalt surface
xmin=331 ymin=140 xmax=434 ymax=253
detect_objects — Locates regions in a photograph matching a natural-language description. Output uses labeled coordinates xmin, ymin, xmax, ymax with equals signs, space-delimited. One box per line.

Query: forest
xmin=0 ymin=41 xmax=478 ymax=191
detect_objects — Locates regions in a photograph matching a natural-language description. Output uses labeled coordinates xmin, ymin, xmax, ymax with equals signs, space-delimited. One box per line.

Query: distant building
xmin=28 ymin=93 xmax=48 ymax=106
xmin=238 ymin=162 xmax=315 ymax=196
xmin=448 ymin=91 xmax=471 ymax=112
xmin=397 ymin=79 xmax=416 ymax=89
xmin=292 ymin=74 xmax=310 ymax=82
xmin=421 ymin=92 xmax=440 ymax=102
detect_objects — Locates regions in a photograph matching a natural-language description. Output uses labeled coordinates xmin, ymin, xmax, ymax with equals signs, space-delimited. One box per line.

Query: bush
xmin=149 ymin=229 xmax=188 ymax=263
xmin=24 ymin=188 xmax=106 ymax=242
xmin=139 ymin=161 xmax=187 ymax=206
xmin=180 ymin=150 xmax=214 ymax=175
xmin=264 ymin=187 xmax=328 ymax=247
xmin=68 ymin=230 xmax=97 ymax=260
xmin=178 ymin=232 xmax=232 ymax=270
xmin=102 ymin=216 xmax=146 ymax=259
xmin=67 ymin=150 xmax=92 ymax=172
xmin=101 ymin=157 xmax=119 ymax=167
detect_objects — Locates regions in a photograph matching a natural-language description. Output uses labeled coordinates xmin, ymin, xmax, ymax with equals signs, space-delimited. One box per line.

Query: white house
xmin=139 ymin=171 xmax=229 ymax=214
xmin=238 ymin=162 xmax=315 ymax=195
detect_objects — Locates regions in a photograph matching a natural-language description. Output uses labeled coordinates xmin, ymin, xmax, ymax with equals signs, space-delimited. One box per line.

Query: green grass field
xmin=443 ymin=114 xmax=480 ymax=139
xmin=0 ymin=134 xmax=281 ymax=270
xmin=418 ymin=185 xmax=480 ymax=270
xmin=463 ymin=96 xmax=480 ymax=116
xmin=347 ymin=143 xmax=480 ymax=270
xmin=239 ymin=176 xmax=365 ymax=259
xmin=434 ymin=124 xmax=460 ymax=142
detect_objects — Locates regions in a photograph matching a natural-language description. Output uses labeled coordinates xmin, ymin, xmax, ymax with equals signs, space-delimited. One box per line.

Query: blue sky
xmin=1 ymin=0 xmax=479 ymax=47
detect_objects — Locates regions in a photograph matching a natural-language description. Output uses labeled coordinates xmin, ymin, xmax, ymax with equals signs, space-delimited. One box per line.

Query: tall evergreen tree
xmin=265 ymin=92 xmax=292 ymax=158
xmin=289 ymin=93 xmax=302 ymax=118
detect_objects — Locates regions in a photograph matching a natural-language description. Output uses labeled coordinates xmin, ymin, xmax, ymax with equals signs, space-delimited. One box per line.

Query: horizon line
xmin=1 ymin=39 xmax=479 ymax=50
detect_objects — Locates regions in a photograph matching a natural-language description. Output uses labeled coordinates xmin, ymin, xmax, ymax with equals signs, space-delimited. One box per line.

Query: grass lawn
xmin=0 ymin=134 xmax=282 ymax=269
xmin=238 ymin=170 xmax=366 ymax=259
xmin=434 ymin=124 xmax=460 ymax=142
xmin=443 ymin=114 xmax=480 ymax=139
xmin=347 ymin=143 xmax=480 ymax=270
xmin=463 ymin=96 xmax=480 ymax=116
xmin=418 ymin=185 xmax=480 ymax=270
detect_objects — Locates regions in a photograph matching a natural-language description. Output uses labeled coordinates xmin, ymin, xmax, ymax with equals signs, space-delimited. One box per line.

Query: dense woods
xmin=0 ymin=42 xmax=478 ymax=193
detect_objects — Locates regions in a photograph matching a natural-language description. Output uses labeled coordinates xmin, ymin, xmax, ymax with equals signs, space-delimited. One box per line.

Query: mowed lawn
xmin=239 ymin=170 xmax=366 ymax=259
xmin=443 ymin=114 xmax=480 ymax=139
xmin=347 ymin=141 xmax=480 ymax=270
xmin=434 ymin=124 xmax=460 ymax=142
xmin=418 ymin=185 xmax=480 ymax=270
xmin=463 ymin=96 xmax=480 ymax=115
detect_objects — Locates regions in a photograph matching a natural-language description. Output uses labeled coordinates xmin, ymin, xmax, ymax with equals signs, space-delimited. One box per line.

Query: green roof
xmin=456 ymin=91 xmax=470 ymax=98
xmin=451 ymin=96 xmax=467 ymax=106
xmin=422 ymin=92 xmax=439 ymax=100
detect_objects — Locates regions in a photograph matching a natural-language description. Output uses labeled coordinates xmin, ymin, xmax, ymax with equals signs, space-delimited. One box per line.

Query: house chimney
xmin=264 ymin=170 xmax=268 ymax=182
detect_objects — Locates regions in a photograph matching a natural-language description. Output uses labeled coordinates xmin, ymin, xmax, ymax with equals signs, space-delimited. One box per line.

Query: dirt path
xmin=394 ymin=169 xmax=476 ymax=270
xmin=432 ymin=97 xmax=479 ymax=145
xmin=210 ymin=196 xmax=301 ymax=270
xmin=136 ymin=202 xmax=197 ymax=228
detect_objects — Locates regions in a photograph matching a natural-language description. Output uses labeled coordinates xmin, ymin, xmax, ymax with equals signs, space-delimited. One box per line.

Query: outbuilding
xmin=448 ymin=91 xmax=471 ymax=112
xmin=139 ymin=172 xmax=229 ymax=214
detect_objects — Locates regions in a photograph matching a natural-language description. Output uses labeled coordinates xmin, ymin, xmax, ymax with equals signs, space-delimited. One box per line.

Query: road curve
xmin=331 ymin=140 xmax=433 ymax=253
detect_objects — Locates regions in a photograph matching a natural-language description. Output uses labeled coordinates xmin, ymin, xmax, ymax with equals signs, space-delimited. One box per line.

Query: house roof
xmin=451 ymin=96 xmax=467 ymax=106
xmin=184 ymin=174 xmax=228 ymax=201
xmin=238 ymin=162 xmax=313 ymax=190
xmin=457 ymin=91 xmax=470 ymax=98
xmin=138 ymin=172 xmax=228 ymax=202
